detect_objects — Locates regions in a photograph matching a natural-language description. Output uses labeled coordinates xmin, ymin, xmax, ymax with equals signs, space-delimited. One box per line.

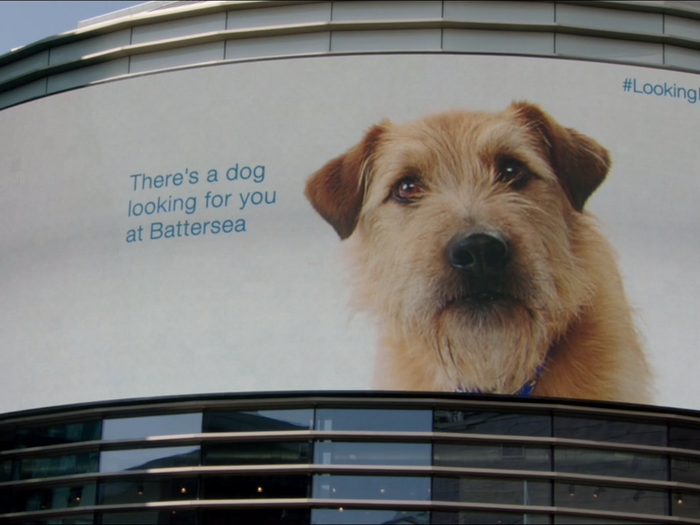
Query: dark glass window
xmin=203 ymin=441 xmax=309 ymax=465
xmin=433 ymin=477 xmax=550 ymax=506
xmin=201 ymin=508 xmax=310 ymax=525
xmin=12 ymin=482 xmax=96 ymax=512
xmin=316 ymin=408 xmax=432 ymax=432
xmin=20 ymin=513 xmax=95 ymax=524
xmin=204 ymin=409 xmax=313 ymax=433
xmin=102 ymin=413 xmax=202 ymax=441
xmin=554 ymin=447 xmax=667 ymax=480
xmin=554 ymin=416 xmax=666 ymax=446
xmin=672 ymin=490 xmax=700 ymax=519
xmin=314 ymin=441 xmax=430 ymax=466
xmin=0 ymin=428 xmax=15 ymax=451
xmin=434 ymin=411 xmax=550 ymax=436
xmin=0 ymin=487 xmax=10 ymax=513
xmin=101 ymin=510 xmax=198 ymax=524
xmin=100 ymin=446 xmax=200 ymax=472
xmin=554 ymin=482 xmax=668 ymax=515
xmin=312 ymin=508 xmax=431 ymax=524
xmin=100 ymin=477 xmax=198 ymax=505
xmin=434 ymin=442 xmax=551 ymax=471
xmin=202 ymin=474 xmax=309 ymax=499
xmin=0 ymin=459 xmax=12 ymax=482
xmin=553 ymin=518 xmax=642 ymax=524
xmin=313 ymin=474 xmax=431 ymax=501
xmin=671 ymin=456 xmax=700 ymax=484
xmin=17 ymin=452 xmax=98 ymax=480
xmin=433 ymin=511 xmax=550 ymax=524
xmin=670 ymin=423 xmax=700 ymax=451
xmin=16 ymin=420 xmax=101 ymax=449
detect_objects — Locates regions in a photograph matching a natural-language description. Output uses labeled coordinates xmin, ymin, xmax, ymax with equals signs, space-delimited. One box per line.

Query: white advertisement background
xmin=0 ymin=54 xmax=697 ymax=413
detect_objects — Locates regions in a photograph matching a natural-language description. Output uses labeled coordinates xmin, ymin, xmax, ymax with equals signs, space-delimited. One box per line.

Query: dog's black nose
xmin=446 ymin=232 xmax=510 ymax=279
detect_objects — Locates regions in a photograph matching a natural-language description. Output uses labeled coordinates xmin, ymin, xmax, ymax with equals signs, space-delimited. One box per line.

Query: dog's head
xmin=305 ymin=102 xmax=611 ymax=390
xmin=306 ymin=102 xmax=609 ymax=238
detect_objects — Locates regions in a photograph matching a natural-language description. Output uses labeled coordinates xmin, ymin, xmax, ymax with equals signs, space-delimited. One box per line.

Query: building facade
xmin=2 ymin=1 xmax=700 ymax=523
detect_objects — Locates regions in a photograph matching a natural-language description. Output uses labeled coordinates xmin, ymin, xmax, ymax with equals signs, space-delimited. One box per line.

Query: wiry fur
xmin=305 ymin=102 xmax=652 ymax=403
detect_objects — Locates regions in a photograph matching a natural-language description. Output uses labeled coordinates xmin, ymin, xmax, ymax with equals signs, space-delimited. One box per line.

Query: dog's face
xmin=305 ymin=102 xmax=611 ymax=392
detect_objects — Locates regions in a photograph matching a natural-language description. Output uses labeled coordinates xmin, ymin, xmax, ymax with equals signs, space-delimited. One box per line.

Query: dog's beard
xmin=347 ymin=222 xmax=591 ymax=393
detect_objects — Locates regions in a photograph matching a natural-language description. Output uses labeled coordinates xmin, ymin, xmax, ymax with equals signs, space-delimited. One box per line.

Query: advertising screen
xmin=0 ymin=53 xmax=697 ymax=412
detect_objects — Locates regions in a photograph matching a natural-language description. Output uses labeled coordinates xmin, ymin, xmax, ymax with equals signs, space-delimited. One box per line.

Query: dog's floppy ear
xmin=305 ymin=123 xmax=386 ymax=239
xmin=510 ymin=101 xmax=611 ymax=211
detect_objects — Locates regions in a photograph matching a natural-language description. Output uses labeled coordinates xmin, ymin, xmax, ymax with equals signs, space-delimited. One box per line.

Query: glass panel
xmin=103 ymin=413 xmax=202 ymax=440
xmin=202 ymin=474 xmax=309 ymax=499
xmin=443 ymin=29 xmax=553 ymax=55
xmin=201 ymin=509 xmax=310 ymax=524
xmin=554 ymin=447 xmax=667 ymax=480
xmin=314 ymin=441 xmax=430 ymax=466
xmin=665 ymin=15 xmax=700 ymax=40
xmin=554 ymin=482 xmax=667 ymax=516
xmin=331 ymin=1 xmax=441 ymax=21
xmin=102 ymin=510 xmax=198 ymax=524
xmin=0 ymin=428 xmax=15 ymax=451
xmin=12 ymin=483 xmax=96 ymax=512
xmin=49 ymin=30 xmax=131 ymax=65
xmin=17 ymin=453 xmax=98 ymax=480
xmin=0 ymin=488 xmax=9 ymax=513
xmin=554 ymin=517 xmax=639 ymax=524
xmin=129 ymin=43 xmax=225 ymax=75
xmin=48 ymin=59 xmax=129 ymax=94
xmin=553 ymin=416 xmax=666 ymax=446
xmin=22 ymin=514 xmax=95 ymax=524
xmin=0 ymin=459 xmax=12 ymax=482
xmin=434 ymin=411 xmax=550 ymax=436
xmin=434 ymin=442 xmax=551 ymax=471
xmin=100 ymin=446 xmax=200 ymax=472
xmin=100 ymin=477 xmax=198 ymax=505
xmin=445 ymin=0 xmax=553 ymax=22
xmin=434 ymin=511 xmax=550 ymax=524
xmin=225 ymin=33 xmax=331 ymax=60
xmin=316 ymin=408 xmax=432 ymax=432
xmin=671 ymin=456 xmax=700 ymax=484
xmin=330 ymin=30 xmax=442 ymax=52
xmin=203 ymin=441 xmax=310 ymax=465
xmin=313 ymin=474 xmax=431 ymax=500
xmin=555 ymin=35 xmax=663 ymax=64
xmin=0 ymin=79 xmax=47 ymax=110
xmin=0 ymin=51 xmax=48 ymax=83
xmin=670 ymin=422 xmax=700 ymax=451
xmin=17 ymin=420 xmax=101 ymax=449
xmin=433 ymin=477 xmax=550 ymax=506
xmin=204 ymin=408 xmax=312 ymax=432
xmin=556 ymin=4 xmax=662 ymax=34
xmin=132 ymin=13 xmax=226 ymax=45
xmin=665 ymin=46 xmax=700 ymax=72
xmin=672 ymin=490 xmax=700 ymax=520
xmin=227 ymin=3 xmax=331 ymax=29
xmin=312 ymin=508 xmax=430 ymax=524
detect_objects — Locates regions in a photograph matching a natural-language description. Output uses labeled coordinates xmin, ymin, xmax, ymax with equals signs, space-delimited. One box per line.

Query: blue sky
xmin=0 ymin=1 xmax=143 ymax=55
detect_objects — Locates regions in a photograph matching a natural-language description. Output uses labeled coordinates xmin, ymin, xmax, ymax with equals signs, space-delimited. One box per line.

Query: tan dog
xmin=305 ymin=102 xmax=651 ymax=403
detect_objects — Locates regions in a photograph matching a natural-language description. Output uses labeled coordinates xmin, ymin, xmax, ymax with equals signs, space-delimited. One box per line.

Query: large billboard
xmin=0 ymin=54 xmax=697 ymax=413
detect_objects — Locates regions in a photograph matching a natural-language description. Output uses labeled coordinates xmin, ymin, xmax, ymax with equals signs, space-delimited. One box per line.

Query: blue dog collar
xmin=457 ymin=356 xmax=547 ymax=396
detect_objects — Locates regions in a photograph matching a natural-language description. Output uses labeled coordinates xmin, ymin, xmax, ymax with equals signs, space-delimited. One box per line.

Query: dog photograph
xmin=305 ymin=101 xmax=652 ymax=403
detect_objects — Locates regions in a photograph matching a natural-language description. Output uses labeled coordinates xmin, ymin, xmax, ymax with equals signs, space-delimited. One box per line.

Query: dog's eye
xmin=497 ymin=158 xmax=532 ymax=188
xmin=393 ymin=177 xmax=422 ymax=203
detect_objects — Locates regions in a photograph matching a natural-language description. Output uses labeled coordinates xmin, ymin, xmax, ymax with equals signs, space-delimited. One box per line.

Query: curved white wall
xmin=0 ymin=53 xmax=698 ymax=412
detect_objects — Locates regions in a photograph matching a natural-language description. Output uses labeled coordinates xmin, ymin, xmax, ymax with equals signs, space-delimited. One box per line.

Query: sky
xmin=0 ymin=1 xmax=144 ymax=55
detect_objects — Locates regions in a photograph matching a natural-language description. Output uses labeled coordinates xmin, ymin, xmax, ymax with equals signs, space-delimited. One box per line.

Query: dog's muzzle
xmin=446 ymin=232 xmax=511 ymax=285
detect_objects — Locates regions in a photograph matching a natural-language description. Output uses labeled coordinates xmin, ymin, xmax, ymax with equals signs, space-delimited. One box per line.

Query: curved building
xmin=2 ymin=1 xmax=700 ymax=523
xmin=2 ymin=393 xmax=700 ymax=524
